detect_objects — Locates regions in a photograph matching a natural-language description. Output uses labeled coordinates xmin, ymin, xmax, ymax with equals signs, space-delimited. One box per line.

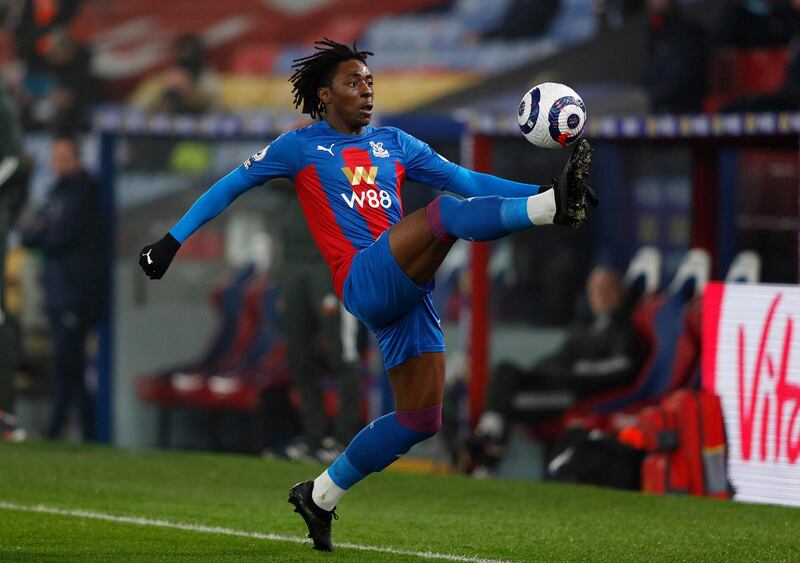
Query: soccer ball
xmin=517 ymin=82 xmax=586 ymax=149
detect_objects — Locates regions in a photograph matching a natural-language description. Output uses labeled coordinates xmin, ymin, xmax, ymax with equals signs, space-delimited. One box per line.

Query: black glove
xmin=139 ymin=233 xmax=181 ymax=279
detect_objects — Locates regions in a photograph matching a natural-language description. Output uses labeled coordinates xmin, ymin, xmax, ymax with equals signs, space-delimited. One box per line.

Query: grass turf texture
xmin=1 ymin=442 xmax=798 ymax=561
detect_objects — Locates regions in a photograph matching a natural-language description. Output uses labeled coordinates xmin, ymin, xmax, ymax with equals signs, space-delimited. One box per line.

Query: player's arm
xmin=395 ymin=128 xmax=544 ymax=198
xmin=138 ymin=168 xmax=258 ymax=279
xmin=139 ymin=132 xmax=299 ymax=280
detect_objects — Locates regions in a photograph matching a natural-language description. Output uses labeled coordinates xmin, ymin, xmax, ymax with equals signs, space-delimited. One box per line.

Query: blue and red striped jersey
xmin=238 ymin=120 xmax=458 ymax=296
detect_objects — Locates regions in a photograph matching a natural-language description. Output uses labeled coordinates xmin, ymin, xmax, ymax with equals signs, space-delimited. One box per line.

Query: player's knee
xmin=425 ymin=196 xmax=459 ymax=243
xmin=395 ymin=403 xmax=442 ymax=437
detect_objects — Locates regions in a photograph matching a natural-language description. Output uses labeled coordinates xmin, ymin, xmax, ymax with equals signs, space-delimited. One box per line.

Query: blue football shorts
xmin=343 ymin=231 xmax=445 ymax=370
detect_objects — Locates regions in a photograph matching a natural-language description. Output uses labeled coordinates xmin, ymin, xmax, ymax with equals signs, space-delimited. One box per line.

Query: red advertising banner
xmin=702 ymin=282 xmax=800 ymax=506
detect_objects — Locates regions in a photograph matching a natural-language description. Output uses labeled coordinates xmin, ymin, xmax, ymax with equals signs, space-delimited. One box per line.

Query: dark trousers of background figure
xmin=485 ymin=362 xmax=576 ymax=432
xmin=486 ymin=361 xmax=637 ymax=431
xmin=282 ymin=262 xmax=360 ymax=449
xmin=0 ymin=193 xmax=16 ymax=413
xmin=45 ymin=310 xmax=94 ymax=441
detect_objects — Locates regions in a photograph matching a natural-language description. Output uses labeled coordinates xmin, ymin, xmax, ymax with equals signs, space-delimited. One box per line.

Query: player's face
xmin=320 ymin=59 xmax=374 ymax=133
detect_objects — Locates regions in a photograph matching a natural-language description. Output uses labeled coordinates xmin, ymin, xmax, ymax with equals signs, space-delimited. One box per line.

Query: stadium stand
xmin=0 ymin=0 xmax=604 ymax=113
xmin=575 ymin=249 xmax=763 ymax=497
xmin=562 ymin=249 xmax=710 ymax=429
xmin=136 ymin=263 xmax=288 ymax=449
xmin=135 ymin=259 xmax=368 ymax=451
xmin=705 ymin=47 xmax=791 ymax=112
xmin=136 ymin=263 xmax=257 ymax=405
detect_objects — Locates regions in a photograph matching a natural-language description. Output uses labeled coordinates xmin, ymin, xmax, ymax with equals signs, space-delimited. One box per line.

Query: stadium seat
xmin=136 ymin=263 xmax=256 ymax=406
xmin=564 ymin=249 xmax=710 ymax=425
xmin=206 ymin=282 xmax=289 ymax=411
xmin=520 ymin=247 xmax=663 ymax=441
xmin=705 ymin=48 xmax=790 ymax=113
xmin=725 ymin=250 xmax=760 ymax=283
xmin=623 ymin=246 xmax=662 ymax=304
xmin=229 ymin=44 xmax=281 ymax=74
xmin=170 ymin=276 xmax=268 ymax=409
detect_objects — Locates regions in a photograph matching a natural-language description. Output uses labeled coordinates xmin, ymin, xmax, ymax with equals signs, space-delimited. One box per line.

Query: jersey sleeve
xmin=168 ymin=131 xmax=302 ymax=244
xmin=238 ymin=130 xmax=301 ymax=184
xmin=394 ymin=128 xmax=459 ymax=189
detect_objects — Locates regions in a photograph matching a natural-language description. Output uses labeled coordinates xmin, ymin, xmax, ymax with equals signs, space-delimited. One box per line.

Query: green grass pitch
xmin=1 ymin=441 xmax=798 ymax=561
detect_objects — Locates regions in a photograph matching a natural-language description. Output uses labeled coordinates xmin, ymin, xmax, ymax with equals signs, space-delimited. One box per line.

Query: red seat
xmin=705 ymin=47 xmax=790 ymax=112
xmin=172 ymin=278 xmax=265 ymax=408
xmin=229 ymin=44 xmax=281 ymax=74
xmin=136 ymin=264 xmax=257 ymax=406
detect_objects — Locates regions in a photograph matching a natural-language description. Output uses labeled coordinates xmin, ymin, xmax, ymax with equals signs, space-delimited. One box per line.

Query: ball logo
xmin=518 ymin=87 xmax=540 ymax=136
xmin=567 ymin=114 xmax=580 ymax=129
xmin=548 ymin=96 xmax=586 ymax=147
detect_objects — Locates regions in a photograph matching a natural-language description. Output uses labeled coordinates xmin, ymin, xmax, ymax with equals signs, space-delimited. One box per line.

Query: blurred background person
xmin=467 ymin=266 xmax=643 ymax=475
xmin=593 ymin=0 xmax=646 ymax=32
xmin=717 ymin=0 xmax=800 ymax=111
xmin=480 ymin=0 xmax=560 ymax=40
xmin=715 ymin=0 xmax=798 ymax=48
xmin=274 ymin=180 xmax=362 ymax=464
xmin=5 ymin=0 xmax=83 ymax=75
xmin=643 ymin=0 xmax=708 ymax=113
xmin=0 ymin=72 xmax=28 ymax=441
xmin=19 ymin=136 xmax=106 ymax=441
xmin=45 ymin=26 xmax=102 ymax=135
xmin=3 ymin=0 xmax=86 ymax=130
xmin=129 ymin=33 xmax=219 ymax=114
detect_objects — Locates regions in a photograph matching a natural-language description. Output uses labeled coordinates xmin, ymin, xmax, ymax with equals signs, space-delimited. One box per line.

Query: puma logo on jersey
xmin=341 ymin=166 xmax=378 ymax=185
xmin=317 ymin=143 xmax=335 ymax=156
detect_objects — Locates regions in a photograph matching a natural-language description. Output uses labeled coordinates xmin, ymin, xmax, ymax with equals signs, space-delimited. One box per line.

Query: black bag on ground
xmin=547 ymin=427 xmax=644 ymax=490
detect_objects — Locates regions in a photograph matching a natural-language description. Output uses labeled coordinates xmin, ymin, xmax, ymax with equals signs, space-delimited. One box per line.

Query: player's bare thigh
xmin=388 ymin=207 xmax=454 ymax=286
xmin=387 ymin=352 xmax=445 ymax=410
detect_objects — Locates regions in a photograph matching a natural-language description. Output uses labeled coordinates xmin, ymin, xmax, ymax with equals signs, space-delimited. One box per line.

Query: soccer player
xmin=139 ymin=39 xmax=595 ymax=551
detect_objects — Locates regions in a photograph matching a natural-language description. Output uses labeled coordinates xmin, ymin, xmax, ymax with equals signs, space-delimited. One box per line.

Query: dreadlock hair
xmin=290 ymin=38 xmax=374 ymax=120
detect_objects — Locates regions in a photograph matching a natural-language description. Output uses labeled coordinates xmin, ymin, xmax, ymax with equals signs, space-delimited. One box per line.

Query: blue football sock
xmin=426 ymin=194 xmax=541 ymax=243
xmin=327 ymin=411 xmax=435 ymax=490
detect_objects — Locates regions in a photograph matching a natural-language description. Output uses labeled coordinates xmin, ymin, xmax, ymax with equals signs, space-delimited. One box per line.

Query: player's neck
xmin=325 ymin=116 xmax=365 ymax=136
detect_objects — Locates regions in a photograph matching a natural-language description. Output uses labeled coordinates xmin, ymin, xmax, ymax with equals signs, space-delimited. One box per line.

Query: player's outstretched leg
xmin=426 ymin=139 xmax=595 ymax=243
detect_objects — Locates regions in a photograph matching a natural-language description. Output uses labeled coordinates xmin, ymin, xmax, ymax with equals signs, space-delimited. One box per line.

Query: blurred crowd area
xmin=1 ymin=0 xmax=800 ymax=126
xmin=0 ymin=0 xmax=797 ymax=487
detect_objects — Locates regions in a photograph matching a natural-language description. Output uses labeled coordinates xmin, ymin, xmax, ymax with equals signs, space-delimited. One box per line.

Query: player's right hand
xmin=139 ymin=233 xmax=181 ymax=279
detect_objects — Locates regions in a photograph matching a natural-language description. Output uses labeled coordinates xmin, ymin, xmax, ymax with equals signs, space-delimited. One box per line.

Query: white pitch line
xmin=0 ymin=501 xmax=511 ymax=563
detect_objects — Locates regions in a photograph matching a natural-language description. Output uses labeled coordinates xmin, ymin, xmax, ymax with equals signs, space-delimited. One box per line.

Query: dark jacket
xmin=534 ymin=307 xmax=642 ymax=398
xmin=21 ymin=170 xmax=106 ymax=318
xmin=645 ymin=12 xmax=708 ymax=113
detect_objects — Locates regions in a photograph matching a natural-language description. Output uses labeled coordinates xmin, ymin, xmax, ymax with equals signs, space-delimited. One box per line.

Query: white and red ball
xmin=517 ymin=82 xmax=586 ymax=149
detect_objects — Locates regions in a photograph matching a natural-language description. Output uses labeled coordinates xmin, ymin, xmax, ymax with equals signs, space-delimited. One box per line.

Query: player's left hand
xmin=139 ymin=233 xmax=181 ymax=279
